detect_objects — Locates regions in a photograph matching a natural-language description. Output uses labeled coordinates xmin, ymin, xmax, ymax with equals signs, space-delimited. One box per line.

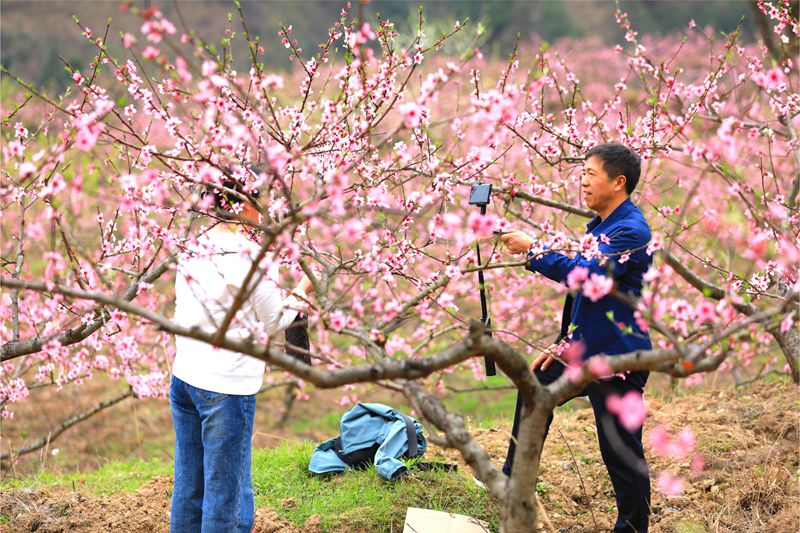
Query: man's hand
xmin=500 ymin=230 xmax=535 ymax=254
xmin=530 ymin=343 xmax=558 ymax=372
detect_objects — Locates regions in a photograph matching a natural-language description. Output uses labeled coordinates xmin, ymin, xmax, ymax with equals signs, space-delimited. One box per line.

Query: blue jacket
xmin=528 ymin=198 xmax=652 ymax=383
xmin=308 ymin=403 xmax=427 ymax=480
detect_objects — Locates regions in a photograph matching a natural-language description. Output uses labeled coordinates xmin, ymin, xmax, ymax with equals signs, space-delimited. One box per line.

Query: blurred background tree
xmin=1 ymin=0 xmax=759 ymax=93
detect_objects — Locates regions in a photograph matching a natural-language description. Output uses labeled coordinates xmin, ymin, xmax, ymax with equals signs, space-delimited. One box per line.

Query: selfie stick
xmin=469 ymin=184 xmax=497 ymax=377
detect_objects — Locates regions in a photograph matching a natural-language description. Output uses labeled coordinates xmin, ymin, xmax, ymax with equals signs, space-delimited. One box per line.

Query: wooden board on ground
xmin=403 ymin=507 xmax=490 ymax=533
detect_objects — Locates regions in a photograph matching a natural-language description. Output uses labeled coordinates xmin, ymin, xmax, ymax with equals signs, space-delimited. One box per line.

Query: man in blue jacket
xmin=500 ymin=144 xmax=653 ymax=532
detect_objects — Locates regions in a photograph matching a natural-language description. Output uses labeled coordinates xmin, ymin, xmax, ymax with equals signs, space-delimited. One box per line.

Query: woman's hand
xmin=296 ymin=275 xmax=313 ymax=296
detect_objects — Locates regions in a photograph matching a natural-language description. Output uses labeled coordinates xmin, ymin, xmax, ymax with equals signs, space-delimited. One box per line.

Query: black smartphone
xmin=468 ymin=183 xmax=492 ymax=206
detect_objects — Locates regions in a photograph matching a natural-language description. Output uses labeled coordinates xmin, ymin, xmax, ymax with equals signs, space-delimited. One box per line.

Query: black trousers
xmin=502 ymin=362 xmax=651 ymax=533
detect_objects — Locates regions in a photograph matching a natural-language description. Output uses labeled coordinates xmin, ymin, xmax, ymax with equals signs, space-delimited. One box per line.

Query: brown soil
xmin=0 ymin=375 xmax=405 ymax=476
xmin=1 ymin=380 xmax=798 ymax=532
xmin=426 ymin=379 xmax=800 ymax=532
xmin=0 ymin=474 xmax=304 ymax=533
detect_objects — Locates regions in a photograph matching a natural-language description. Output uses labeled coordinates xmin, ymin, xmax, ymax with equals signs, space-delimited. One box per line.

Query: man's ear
xmin=616 ymin=175 xmax=627 ymax=192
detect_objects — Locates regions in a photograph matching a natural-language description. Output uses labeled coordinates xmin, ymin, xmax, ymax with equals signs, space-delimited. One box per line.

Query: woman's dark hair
xmin=585 ymin=143 xmax=641 ymax=195
xmin=203 ymin=168 xmax=262 ymax=221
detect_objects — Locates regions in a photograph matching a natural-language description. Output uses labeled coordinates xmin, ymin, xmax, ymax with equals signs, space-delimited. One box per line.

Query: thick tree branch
xmin=493 ymin=183 xmax=595 ymax=219
xmin=782 ymin=113 xmax=800 ymax=208
xmin=404 ymin=380 xmax=509 ymax=497
xmin=546 ymin=298 xmax=794 ymax=404
xmin=0 ymin=279 xmax=546 ymax=395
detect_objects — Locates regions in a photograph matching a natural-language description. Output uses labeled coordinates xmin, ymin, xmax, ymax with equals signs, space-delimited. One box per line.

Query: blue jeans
xmin=170 ymin=376 xmax=256 ymax=533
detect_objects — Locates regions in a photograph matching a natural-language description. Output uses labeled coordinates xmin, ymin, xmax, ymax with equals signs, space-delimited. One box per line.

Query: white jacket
xmin=172 ymin=226 xmax=302 ymax=394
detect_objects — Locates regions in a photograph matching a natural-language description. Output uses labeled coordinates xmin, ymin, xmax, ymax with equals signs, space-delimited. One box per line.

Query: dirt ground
xmin=429 ymin=379 xmax=800 ymax=532
xmin=0 ymin=474 xmax=309 ymax=533
xmin=1 ymin=380 xmax=798 ymax=532
xmin=0 ymin=376 xmax=359 ymax=476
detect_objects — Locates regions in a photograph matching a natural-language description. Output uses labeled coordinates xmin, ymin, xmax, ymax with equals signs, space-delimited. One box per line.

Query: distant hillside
xmin=1 ymin=0 xmax=758 ymax=91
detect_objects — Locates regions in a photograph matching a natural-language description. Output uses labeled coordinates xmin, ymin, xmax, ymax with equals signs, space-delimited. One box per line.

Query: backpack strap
xmin=402 ymin=413 xmax=419 ymax=458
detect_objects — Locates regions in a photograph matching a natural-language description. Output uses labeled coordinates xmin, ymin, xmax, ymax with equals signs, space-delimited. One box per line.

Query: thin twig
xmin=0 ymin=389 xmax=133 ymax=462
xmin=557 ymin=427 xmax=599 ymax=530
xmin=11 ymin=202 xmax=25 ymax=342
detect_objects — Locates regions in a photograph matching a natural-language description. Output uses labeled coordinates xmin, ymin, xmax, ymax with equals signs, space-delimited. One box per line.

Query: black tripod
xmin=468 ymin=184 xmax=497 ymax=377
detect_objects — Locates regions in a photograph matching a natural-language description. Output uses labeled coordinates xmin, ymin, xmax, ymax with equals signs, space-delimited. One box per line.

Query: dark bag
xmin=285 ymin=313 xmax=310 ymax=365
xmin=332 ymin=413 xmax=420 ymax=469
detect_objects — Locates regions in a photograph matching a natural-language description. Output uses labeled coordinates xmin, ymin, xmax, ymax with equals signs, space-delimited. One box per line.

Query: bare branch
xmin=663 ymin=251 xmax=757 ymax=314
xmin=212 ymin=237 xmax=271 ymax=344
xmin=404 ymin=380 xmax=509 ymax=497
xmin=1 ymin=389 xmax=133 ymax=462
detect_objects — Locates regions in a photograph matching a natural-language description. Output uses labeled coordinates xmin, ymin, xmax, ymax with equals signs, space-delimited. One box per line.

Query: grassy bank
xmin=3 ymin=378 xmax=797 ymax=532
xmin=3 ymin=440 xmax=497 ymax=531
xmin=253 ymin=441 xmax=497 ymax=531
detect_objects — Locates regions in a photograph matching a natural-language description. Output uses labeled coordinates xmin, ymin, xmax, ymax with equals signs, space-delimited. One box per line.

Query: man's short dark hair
xmin=585 ymin=143 xmax=641 ymax=195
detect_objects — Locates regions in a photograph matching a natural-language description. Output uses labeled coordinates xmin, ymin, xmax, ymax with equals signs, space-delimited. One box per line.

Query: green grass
xmin=675 ymin=520 xmax=707 ymax=533
xmin=5 ymin=456 xmax=172 ymax=494
xmin=438 ymin=374 xmax=518 ymax=430
xmin=252 ymin=440 xmax=498 ymax=531
xmin=283 ymin=410 xmax=343 ymax=436
xmin=5 ymin=441 xmax=498 ymax=532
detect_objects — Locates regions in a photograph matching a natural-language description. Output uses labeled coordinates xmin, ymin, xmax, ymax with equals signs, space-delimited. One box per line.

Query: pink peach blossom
xmin=566 ymin=266 xmax=590 ymax=292
xmin=606 ymin=391 xmax=647 ymax=431
xmin=657 ymin=472 xmax=684 ymax=497
xmin=142 ymin=46 xmax=160 ymax=60
xmin=587 ymin=356 xmax=613 ymax=377
xmin=582 ymin=273 xmax=614 ymax=302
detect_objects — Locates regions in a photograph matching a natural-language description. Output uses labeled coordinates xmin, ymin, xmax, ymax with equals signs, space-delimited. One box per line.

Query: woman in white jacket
xmin=170 ymin=181 xmax=311 ymax=533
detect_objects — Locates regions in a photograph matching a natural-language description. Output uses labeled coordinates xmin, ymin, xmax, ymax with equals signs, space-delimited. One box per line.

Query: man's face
xmin=581 ymin=156 xmax=625 ymax=215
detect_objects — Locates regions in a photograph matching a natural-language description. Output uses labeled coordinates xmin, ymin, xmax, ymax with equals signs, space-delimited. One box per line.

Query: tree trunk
xmin=499 ymin=400 xmax=550 ymax=532
xmin=769 ymin=322 xmax=800 ymax=384
xmin=769 ymin=279 xmax=800 ymax=384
